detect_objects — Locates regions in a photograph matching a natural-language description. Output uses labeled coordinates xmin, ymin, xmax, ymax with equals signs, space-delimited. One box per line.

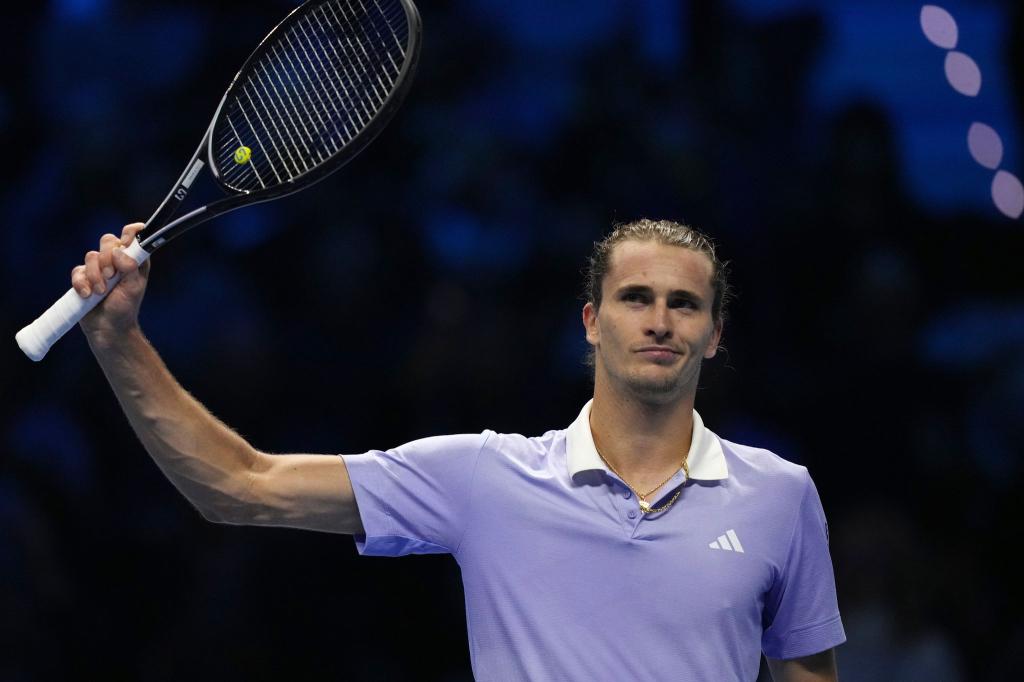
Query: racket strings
xmin=221 ymin=3 xmax=404 ymax=185
xmin=215 ymin=0 xmax=410 ymax=191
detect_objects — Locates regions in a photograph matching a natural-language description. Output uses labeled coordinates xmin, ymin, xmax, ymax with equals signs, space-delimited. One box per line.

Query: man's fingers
xmin=121 ymin=222 xmax=145 ymax=245
xmin=98 ymin=233 xmax=120 ymax=279
xmin=71 ymin=265 xmax=91 ymax=298
xmin=112 ymin=247 xmax=140 ymax=274
xmin=83 ymin=251 xmax=105 ymax=294
xmin=72 ymin=223 xmax=146 ymax=299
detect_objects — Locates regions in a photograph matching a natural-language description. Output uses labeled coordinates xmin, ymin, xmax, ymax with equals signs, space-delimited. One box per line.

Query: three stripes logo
xmin=709 ymin=529 xmax=744 ymax=553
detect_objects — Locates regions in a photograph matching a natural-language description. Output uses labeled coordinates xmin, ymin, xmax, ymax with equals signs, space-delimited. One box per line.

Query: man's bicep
xmin=238 ymin=452 xmax=364 ymax=535
xmin=766 ymin=648 xmax=837 ymax=682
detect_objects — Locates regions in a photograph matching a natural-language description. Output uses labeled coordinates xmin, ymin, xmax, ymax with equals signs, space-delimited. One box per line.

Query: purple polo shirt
xmin=341 ymin=400 xmax=845 ymax=680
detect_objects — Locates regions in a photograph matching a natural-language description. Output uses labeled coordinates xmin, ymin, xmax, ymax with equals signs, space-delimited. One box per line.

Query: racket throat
xmin=141 ymin=142 xmax=207 ymax=243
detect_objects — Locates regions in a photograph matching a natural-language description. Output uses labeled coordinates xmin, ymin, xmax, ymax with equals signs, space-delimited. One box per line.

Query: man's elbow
xmin=196 ymin=496 xmax=262 ymax=526
xmin=197 ymin=503 xmax=227 ymax=524
xmin=197 ymin=502 xmax=263 ymax=526
xmin=194 ymin=466 xmax=265 ymax=525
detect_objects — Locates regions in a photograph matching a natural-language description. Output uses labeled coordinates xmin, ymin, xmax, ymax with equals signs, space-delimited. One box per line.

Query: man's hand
xmin=73 ymin=222 xmax=149 ymax=345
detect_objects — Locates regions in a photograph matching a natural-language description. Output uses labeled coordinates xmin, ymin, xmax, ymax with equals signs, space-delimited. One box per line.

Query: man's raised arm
xmin=76 ymin=224 xmax=363 ymax=535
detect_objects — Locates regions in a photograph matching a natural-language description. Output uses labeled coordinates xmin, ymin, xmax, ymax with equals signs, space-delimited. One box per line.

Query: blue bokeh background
xmin=3 ymin=0 xmax=1023 ymax=679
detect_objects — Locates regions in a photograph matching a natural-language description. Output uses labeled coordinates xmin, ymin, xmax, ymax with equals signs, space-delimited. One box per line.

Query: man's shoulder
xmin=459 ymin=428 xmax=571 ymax=481
xmin=716 ymin=435 xmax=813 ymax=493
xmin=480 ymin=427 xmax=564 ymax=457
xmin=382 ymin=428 xmax=562 ymax=466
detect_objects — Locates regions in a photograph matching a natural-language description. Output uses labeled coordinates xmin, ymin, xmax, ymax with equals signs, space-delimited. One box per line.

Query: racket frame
xmin=137 ymin=0 xmax=422 ymax=253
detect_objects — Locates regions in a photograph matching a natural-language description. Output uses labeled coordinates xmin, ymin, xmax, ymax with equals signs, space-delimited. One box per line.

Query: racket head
xmin=207 ymin=0 xmax=422 ymax=199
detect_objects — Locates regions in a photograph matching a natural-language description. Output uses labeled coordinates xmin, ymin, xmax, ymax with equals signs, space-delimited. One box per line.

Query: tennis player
xmin=75 ymin=218 xmax=845 ymax=681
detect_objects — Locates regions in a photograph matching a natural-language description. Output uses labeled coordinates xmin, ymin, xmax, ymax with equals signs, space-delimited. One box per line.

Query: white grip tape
xmin=16 ymin=239 xmax=150 ymax=361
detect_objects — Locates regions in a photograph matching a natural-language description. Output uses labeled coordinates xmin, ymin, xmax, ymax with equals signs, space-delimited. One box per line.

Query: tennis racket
xmin=16 ymin=0 xmax=421 ymax=361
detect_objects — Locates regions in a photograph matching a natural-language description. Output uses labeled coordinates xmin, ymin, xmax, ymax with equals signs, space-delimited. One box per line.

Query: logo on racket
xmin=233 ymin=146 xmax=252 ymax=164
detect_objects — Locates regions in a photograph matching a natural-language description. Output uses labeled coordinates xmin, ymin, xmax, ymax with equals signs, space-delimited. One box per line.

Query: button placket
xmin=604 ymin=475 xmax=645 ymax=529
xmin=618 ymin=484 xmax=636 ymax=522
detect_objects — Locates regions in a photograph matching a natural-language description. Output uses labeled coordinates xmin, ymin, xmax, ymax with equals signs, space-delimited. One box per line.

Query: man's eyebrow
xmin=615 ymin=284 xmax=705 ymax=301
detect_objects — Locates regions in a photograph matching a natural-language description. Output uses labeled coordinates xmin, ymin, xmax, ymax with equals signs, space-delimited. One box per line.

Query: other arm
xmin=767 ymin=649 xmax=838 ymax=682
xmin=77 ymin=224 xmax=363 ymax=534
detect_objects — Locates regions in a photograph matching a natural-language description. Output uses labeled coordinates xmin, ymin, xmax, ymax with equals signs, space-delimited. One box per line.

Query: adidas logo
xmin=709 ymin=529 xmax=745 ymax=553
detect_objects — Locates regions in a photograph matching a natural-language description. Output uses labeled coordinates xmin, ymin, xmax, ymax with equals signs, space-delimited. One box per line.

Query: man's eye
xmin=672 ymin=300 xmax=696 ymax=308
xmin=624 ymin=293 xmax=644 ymax=302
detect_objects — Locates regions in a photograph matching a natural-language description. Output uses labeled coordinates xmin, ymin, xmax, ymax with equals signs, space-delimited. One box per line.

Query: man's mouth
xmin=636 ymin=346 xmax=680 ymax=361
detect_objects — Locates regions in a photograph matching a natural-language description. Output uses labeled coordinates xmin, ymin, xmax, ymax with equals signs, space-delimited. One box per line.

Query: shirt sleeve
xmin=761 ymin=471 xmax=847 ymax=659
xmin=340 ymin=430 xmax=491 ymax=557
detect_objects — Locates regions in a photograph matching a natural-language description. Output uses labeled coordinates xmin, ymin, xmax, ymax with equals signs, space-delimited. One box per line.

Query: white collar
xmin=565 ymin=399 xmax=729 ymax=481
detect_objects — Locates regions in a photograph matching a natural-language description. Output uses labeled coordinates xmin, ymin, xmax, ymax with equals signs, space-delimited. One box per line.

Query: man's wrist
xmin=84 ymin=322 xmax=145 ymax=357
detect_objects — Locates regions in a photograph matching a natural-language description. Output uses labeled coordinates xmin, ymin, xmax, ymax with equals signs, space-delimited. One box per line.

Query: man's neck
xmin=588 ymin=378 xmax=696 ymax=487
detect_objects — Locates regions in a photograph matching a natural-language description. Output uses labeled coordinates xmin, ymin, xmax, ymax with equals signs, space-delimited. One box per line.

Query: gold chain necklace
xmin=594 ymin=445 xmax=689 ymax=514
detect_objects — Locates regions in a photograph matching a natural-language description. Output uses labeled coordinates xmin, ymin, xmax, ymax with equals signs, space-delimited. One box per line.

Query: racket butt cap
xmin=15 ymin=327 xmax=47 ymax=361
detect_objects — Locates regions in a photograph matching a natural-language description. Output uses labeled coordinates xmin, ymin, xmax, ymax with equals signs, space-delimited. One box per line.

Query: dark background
xmin=3 ymin=0 xmax=1023 ymax=680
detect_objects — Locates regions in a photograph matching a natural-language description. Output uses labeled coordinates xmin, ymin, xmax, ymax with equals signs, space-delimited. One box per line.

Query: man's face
xmin=582 ymin=240 xmax=723 ymax=405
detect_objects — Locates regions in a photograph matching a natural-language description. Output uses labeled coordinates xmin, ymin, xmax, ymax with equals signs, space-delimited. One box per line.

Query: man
xmin=74 ymin=218 xmax=845 ymax=681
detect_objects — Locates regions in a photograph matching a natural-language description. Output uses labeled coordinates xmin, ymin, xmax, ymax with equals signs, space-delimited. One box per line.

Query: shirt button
xmin=623 ymin=490 xmax=632 ymax=499
xmin=627 ymin=510 xmax=637 ymax=519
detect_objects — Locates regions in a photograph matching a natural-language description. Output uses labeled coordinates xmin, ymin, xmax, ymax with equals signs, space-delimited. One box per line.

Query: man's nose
xmin=646 ymin=301 xmax=672 ymax=338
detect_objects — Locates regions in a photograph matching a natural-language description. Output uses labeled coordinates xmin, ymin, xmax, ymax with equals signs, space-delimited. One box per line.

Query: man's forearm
xmin=88 ymin=326 xmax=259 ymax=522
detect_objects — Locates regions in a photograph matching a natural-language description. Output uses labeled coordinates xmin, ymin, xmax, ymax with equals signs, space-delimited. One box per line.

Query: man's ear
xmin=704 ymin=317 xmax=723 ymax=359
xmin=583 ymin=302 xmax=599 ymax=347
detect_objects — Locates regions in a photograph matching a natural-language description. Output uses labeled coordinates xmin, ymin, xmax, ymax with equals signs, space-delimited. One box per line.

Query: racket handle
xmin=16 ymin=239 xmax=150 ymax=361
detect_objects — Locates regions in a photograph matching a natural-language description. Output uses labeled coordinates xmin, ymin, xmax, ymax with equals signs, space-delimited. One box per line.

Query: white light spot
xmin=944 ymin=51 xmax=982 ymax=96
xmin=992 ymin=170 xmax=1024 ymax=219
xmin=967 ymin=122 xmax=1003 ymax=170
xmin=920 ymin=5 xmax=958 ymax=49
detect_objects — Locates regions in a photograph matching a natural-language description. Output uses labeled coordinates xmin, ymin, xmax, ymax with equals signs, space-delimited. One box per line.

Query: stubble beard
xmin=603 ymin=352 xmax=703 ymax=407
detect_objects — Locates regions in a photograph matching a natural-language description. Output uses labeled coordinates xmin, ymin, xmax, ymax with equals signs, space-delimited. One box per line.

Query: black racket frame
xmin=137 ymin=0 xmax=422 ymax=253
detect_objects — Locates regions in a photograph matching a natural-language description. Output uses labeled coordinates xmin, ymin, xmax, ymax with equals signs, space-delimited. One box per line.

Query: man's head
xmin=581 ymin=219 xmax=732 ymax=403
